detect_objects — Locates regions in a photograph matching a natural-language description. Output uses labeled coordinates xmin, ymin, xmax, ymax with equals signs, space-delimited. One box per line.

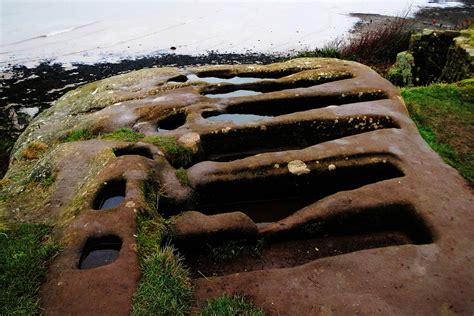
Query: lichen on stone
xmin=288 ymin=160 xmax=310 ymax=175
xmin=388 ymin=51 xmax=415 ymax=87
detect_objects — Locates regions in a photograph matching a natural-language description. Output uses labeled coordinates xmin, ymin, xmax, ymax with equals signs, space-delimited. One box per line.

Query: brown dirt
xmin=182 ymin=232 xmax=412 ymax=278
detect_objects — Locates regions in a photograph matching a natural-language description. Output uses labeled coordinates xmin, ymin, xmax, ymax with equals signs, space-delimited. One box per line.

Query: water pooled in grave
xmin=93 ymin=179 xmax=126 ymax=210
xmin=80 ymin=249 xmax=120 ymax=269
xmin=79 ymin=236 xmax=122 ymax=269
xmin=204 ymin=90 xmax=262 ymax=98
xmin=99 ymin=196 xmax=125 ymax=210
xmin=187 ymin=74 xmax=273 ymax=84
xmin=206 ymin=113 xmax=271 ymax=123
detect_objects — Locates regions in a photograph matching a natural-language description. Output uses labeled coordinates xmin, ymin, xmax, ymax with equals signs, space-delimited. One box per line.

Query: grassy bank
xmin=0 ymin=224 xmax=60 ymax=314
xmin=131 ymin=209 xmax=265 ymax=315
xmin=201 ymin=294 xmax=264 ymax=316
xmin=402 ymin=80 xmax=474 ymax=186
xmin=132 ymin=211 xmax=193 ymax=316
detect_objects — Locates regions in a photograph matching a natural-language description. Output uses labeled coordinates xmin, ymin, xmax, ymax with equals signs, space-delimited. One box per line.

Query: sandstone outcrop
xmin=1 ymin=58 xmax=472 ymax=315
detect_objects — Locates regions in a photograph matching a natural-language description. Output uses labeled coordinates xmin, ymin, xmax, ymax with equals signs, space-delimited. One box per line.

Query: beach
xmin=0 ymin=0 xmax=470 ymax=176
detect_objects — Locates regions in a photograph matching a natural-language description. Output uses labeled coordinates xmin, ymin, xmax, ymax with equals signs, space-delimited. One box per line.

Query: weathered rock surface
xmin=173 ymin=211 xmax=258 ymax=243
xmin=0 ymin=58 xmax=472 ymax=315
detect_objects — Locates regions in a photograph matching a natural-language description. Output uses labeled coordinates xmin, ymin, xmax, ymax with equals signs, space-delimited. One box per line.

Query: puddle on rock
xmin=187 ymin=74 xmax=273 ymax=84
xmin=100 ymin=196 xmax=125 ymax=209
xmin=93 ymin=179 xmax=126 ymax=210
xmin=79 ymin=235 xmax=122 ymax=270
xmin=204 ymin=90 xmax=262 ymax=98
xmin=206 ymin=113 xmax=271 ymax=123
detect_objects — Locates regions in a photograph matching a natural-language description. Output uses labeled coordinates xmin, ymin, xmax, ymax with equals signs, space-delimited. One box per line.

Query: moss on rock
xmin=387 ymin=51 xmax=415 ymax=87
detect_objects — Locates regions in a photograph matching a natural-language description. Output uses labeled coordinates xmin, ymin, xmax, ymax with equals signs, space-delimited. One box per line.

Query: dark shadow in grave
xmin=114 ymin=146 xmax=154 ymax=159
xmin=157 ymin=112 xmax=187 ymax=131
xmin=92 ymin=178 xmax=126 ymax=210
xmin=176 ymin=204 xmax=433 ymax=278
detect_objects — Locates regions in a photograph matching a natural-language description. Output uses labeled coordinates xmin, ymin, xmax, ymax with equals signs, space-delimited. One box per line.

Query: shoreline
xmin=1 ymin=2 xmax=472 ymax=177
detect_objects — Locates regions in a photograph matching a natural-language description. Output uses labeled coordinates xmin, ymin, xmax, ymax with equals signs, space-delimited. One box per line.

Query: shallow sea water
xmin=0 ymin=0 xmax=463 ymax=69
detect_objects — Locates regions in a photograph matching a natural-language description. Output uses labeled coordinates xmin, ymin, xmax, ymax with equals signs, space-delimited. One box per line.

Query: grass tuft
xmin=141 ymin=178 xmax=160 ymax=214
xmin=132 ymin=212 xmax=192 ymax=315
xmin=402 ymin=81 xmax=474 ymax=185
xmin=63 ymin=129 xmax=94 ymax=142
xmin=62 ymin=130 xmax=193 ymax=167
xmin=201 ymin=294 xmax=264 ymax=316
xmin=0 ymin=224 xmax=61 ymax=315
xmin=294 ymin=47 xmax=341 ymax=59
xmin=21 ymin=142 xmax=49 ymax=160
xmin=135 ymin=212 xmax=166 ymax=258
xmin=341 ymin=14 xmax=413 ymax=66
xmin=175 ymin=168 xmax=189 ymax=186
xmin=143 ymin=135 xmax=193 ymax=167
xmin=101 ymin=128 xmax=144 ymax=142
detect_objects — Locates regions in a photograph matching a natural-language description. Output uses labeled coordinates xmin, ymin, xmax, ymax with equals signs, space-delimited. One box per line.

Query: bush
xmin=340 ymin=14 xmax=413 ymax=65
xmin=295 ymin=47 xmax=341 ymax=59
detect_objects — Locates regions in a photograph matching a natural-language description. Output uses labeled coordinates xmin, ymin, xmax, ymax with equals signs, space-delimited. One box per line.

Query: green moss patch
xmin=460 ymin=27 xmax=474 ymax=46
xmin=0 ymin=224 xmax=60 ymax=315
xmin=64 ymin=128 xmax=144 ymax=143
xmin=63 ymin=130 xmax=193 ymax=168
xmin=101 ymin=128 xmax=145 ymax=142
xmin=143 ymin=135 xmax=192 ymax=167
xmin=294 ymin=48 xmax=341 ymax=59
xmin=63 ymin=129 xmax=94 ymax=142
xmin=402 ymin=80 xmax=474 ymax=185
xmin=201 ymin=294 xmax=264 ymax=316
xmin=175 ymin=168 xmax=189 ymax=186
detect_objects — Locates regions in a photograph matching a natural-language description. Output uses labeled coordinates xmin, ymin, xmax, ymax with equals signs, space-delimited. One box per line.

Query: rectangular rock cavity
xmin=176 ymin=204 xmax=433 ymax=278
xmin=223 ymin=90 xmax=387 ymax=116
xmin=200 ymin=72 xmax=354 ymax=97
xmin=189 ymin=159 xmax=404 ymax=223
xmin=198 ymin=115 xmax=398 ymax=162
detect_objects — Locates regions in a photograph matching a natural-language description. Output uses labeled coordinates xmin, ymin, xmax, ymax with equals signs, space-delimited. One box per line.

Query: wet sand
xmin=0 ymin=1 xmax=472 ymax=178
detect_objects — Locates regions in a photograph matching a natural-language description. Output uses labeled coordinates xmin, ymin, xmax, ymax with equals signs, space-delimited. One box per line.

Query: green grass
xmin=132 ymin=212 xmax=193 ymax=316
xmin=141 ymin=178 xmax=160 ymax=213
xmin=101 ymin=128 xmax=144 ymax=142
xmin=0 ymin=224 xmax=60 ymax=315
xmin=63 ymin=130 xmax=193 ymax=167
xmin=208 ymin=240 xmax=245 ymax=261
xmin=294 ymin=47 xmax=341 ymax=59
xmin=204 ymin=239 xmax=264 ymax=262
xmin=63 ymin=129 xmax=94 ymax=142
xmin=402 ymin=80 xmax=474 ymax=185
xmin=460 ymin=27 xmax=474 ymax=46
xmin=175 ymin=168 xmax=189 ymax=186
xmin=201 ymin=294 xmax=264 ymax=316
xmin=64 ymin=128 xmax=144 ymax=143
xmin=62 ymin=129 xmax=193 ymax=167
xmin=142 ymin=135 xmax=193 ymax=167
